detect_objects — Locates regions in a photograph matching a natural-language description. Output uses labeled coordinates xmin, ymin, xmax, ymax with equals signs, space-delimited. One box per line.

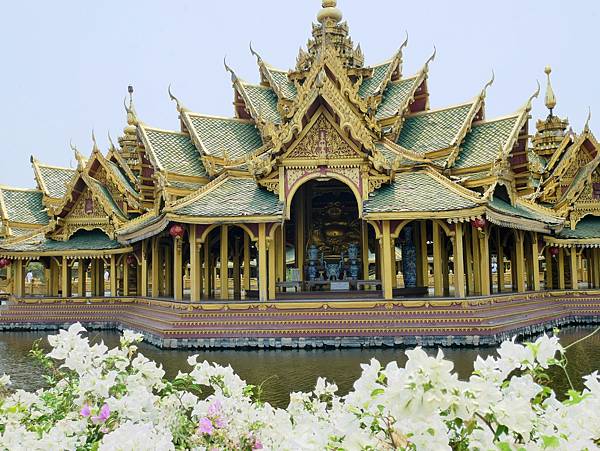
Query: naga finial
xmin=249 ymin=41 xmax=262 ymax=63
xmin=107 ymin=131 xmax=116 ymax=151
xmin=223 ymin=56 xmax=238 ymax=83
xmin=91 ymin=129 xmax=100 ymax=154
xmin=422 ymin=45 xmax=436 ymax=73
xmin=584 ymin=106 xmax=592 ymax=132
xmin=168 ymin=84 xmax=188 ymax=113
xmin=523 ymin=80 xmax=541 ymax=112
xmin=544 ymin=66 xmax=557 ymax=115
xmin=70 ymin=140 xmax=85 ymax=171
xmin=480 ymin=70 xmax=495 ymax=99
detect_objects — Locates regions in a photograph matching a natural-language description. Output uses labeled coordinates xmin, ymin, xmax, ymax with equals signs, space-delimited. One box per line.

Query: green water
xmin=1 ymin=327 xmax=598 ymax=408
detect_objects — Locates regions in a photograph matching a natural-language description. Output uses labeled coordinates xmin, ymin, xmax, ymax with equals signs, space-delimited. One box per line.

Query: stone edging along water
xmin=1 ymin=315 xmax=599 ymax=350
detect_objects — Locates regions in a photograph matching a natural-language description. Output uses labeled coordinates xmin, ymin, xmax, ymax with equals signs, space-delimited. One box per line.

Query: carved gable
xmin=284 ymin=113 xmax=363 ymax=161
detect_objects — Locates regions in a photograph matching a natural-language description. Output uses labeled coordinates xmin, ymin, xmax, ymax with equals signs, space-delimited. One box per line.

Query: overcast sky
xmin=1 ymin=0 xmax=598 ymax=188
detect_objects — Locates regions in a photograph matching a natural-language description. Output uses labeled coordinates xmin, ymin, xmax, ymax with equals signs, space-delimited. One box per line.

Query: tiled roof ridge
xmin=184 ymin=111 xmax=256 ymax=124
xmin=379 ymin=139 xmax=430 ymax=163
xmin=165 ymin=173 xmax=232 ymax=212
xmin=419 ymin=167 xmax=484 ymax=202
xmin=404 ymin=100 xmax=474 ymax=118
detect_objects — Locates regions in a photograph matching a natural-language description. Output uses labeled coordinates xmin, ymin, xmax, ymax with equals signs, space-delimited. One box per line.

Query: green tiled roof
xmin=167 ymin=180 xmax=205 ymax=191
xmin=268 ymin=69 xmax=297 ymax=99
xmin=242 ymin=83 xmax=282 ymax=124
xmin=143 ymin=128 xmax=208 ymax=177
xmin=0 ymin=230 xmax=122 ymax=253
xmin=106 ymin=160 xmax=138 ymax=197
xmin=0 ymin=188 xmax=49 ymax=225
xmin=558 ymin=217 xmax=600 ymax=239
xmin=359 ymin=62 xmax=391 ymax=98
xmin=487 ymin=197 xmax=560 ymax=224
xmin=364 ymin=171 xmax=480 ymax=213
xmin=37 ymin=165 xmax=75 ymax=199
xmin=187 ymin=116 xmax=263 ymax=160
xmin=172 ymin=177 xmax=282 ymax=217
xmin=396 ymin=104 xmax=473 ymax=155
xmin=375 ymin=77 xmax=419 ymax=121
xmin=87 ymin=178 xmax=126 ymax=219
xmin=453 ymin=116 xmax=519 ymax=169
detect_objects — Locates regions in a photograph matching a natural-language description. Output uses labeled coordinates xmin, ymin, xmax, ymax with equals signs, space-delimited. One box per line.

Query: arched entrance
xmin=286 ymin=178 xmax=376 ymax=295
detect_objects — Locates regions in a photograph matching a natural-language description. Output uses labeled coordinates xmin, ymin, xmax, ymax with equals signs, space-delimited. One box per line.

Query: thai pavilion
xmin=1 ymin=1 xmax=599 ymax=305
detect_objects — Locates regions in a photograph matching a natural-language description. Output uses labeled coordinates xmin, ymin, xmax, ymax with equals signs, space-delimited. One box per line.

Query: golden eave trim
xmin=0 ymin=246 xmax=133 ymax=259
xmin=364 ymin=206 xmax=485 ymax=221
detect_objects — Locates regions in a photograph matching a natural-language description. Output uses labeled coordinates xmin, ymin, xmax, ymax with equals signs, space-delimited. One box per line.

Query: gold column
xmin=233 ymin=236 xmax=241 ymax=299
xmin=432 ymin=222 xmax=444 ymax=296
xmin=141 ymin=240 xmax=149 ymax=297
xmin=594 ymin=249 xmax=600 ymax=289
xmin=77 ymin=259 xmax=86 ymax=297
xmin=390 ymin=237 xmax=397 ymax=288
xmin=165 ymin=246 xmax=173 ymax=297
xmin=545 ymin=247 xmax=553 ymax=290
xmin=243 ymin=233 xmax=251 ymax=291
xmin=61 ymin=257 xmax=70 ymax=298
xmin=530 ymin=233 xmax=540 ymax=291
xmin=465 ymin=226 xmax=474 ymax=295
xmin=496 ymin=228 xmax=504 ymax=293
xmin=258 ymin=223 xmax=268 ymax=301
xmin=275 ymin=226 xmax=285 ymax=284
xmin=419 ymin=221 xmax=428 ymax=288
xmin=268 ymin=239 xmax=276 ymax=300
xmin=190 ymin=226 xmax=201 ymax=302
xmin=296 ymin=190 xmax=305 ymax=278
xmin=123 ymin=257 xmax=130 ymax=296
xmin=471 ymin=228 xmax=481 ymax=295
xmin=454 ymin=222 xmax=466 ymax=298
xmin=570 ymin=247 xmax=578 ymax=290
xmin=89 ymin=260 xmax=97 ymax=297
xmin=203 ymin=241 xmax=211 ymax=298
xmin=174 ymin=237 xmax=183 ymax=301
xmin=151 ymin=237 xmax=160 ymax=297
xmin=442 ymin=237 xmax=450 ymax=296
xmin=361 ymin=221 xmax=370 ymax=280
xmin=14 ymin=260 xmax=24 ymax=297
xmin=515 ymin=231 xmax=526 ymax=292
xmin=110 ymin=255 xmax=117 ymax=297
xmin=558 ymin=248 xmax=565 ymax=289
xmin=479 ymin=230 xmax=491 ymax=296
xmin=381 ymin=220 xmax=394 ymax=300
xmin=220 ymin=225 xmax=229 ymax=300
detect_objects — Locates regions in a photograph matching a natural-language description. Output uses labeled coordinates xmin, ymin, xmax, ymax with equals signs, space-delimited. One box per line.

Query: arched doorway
xmin=287 ymin=178 xmax=374 ymax=294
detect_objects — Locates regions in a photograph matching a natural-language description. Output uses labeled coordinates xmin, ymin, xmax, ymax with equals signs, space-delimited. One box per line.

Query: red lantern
xmin=549 ymin=246 xmax=559 ymax=257
xmin=471 ymin=217 xmax=486 ymax=230
xmin=126 ymin=254 xmax=137 ymax=266
xmin=0 ymin=258 xmax=9 ymax=269
xmin=169 ymin=223 xmax=185 ymax=239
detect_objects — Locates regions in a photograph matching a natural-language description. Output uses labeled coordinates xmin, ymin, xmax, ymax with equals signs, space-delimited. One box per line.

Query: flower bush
xmin=1 ymin=324 xmax=599 ymax=450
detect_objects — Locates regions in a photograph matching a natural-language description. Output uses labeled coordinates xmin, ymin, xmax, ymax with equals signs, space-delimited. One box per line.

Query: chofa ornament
xmin=169 ymin=223 xmax=185 ymax=239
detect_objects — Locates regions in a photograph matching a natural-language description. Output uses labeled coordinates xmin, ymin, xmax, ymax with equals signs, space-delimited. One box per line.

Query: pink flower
xmin=92 ymin=404 xmax=110 ymax=424
xmin=198 ymin=417 xmax=214 ymax=435
xmin=214 ymin=415 xmax=227 ymax=429
xmin=207 ymin=400 xmax=222 ymax=417
xmin=252 ymin=438 xmax=263 ymax=450
xmin=80 ymin=404 xmax=91 ymax=417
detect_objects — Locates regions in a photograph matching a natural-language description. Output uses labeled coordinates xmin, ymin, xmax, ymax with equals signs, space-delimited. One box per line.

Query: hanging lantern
xmin=470 ymin=217 xmax=487 ymax=230
xmin=549 ymin=246 xmax=560 ymax=257
xmin=169 ymin=223 xmax=185 ymax=239
xmin=126 ymin=254 xmax=137 ymax=266
xmin=0 ymin=258 xmax=9 ymax=269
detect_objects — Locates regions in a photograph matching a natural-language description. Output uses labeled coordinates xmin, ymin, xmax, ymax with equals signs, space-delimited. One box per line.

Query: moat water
xmin=1 ymin=327 xmax=599 ymax=408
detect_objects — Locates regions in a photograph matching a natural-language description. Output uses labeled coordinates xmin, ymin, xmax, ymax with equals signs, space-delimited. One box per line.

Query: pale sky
xmin=1 ymin=0 xmax=598 ymax=188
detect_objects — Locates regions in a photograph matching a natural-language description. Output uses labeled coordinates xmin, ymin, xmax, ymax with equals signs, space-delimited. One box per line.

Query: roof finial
xmin=544 ymin=66 xmax=557 ymax=116
xmin=91 ymin=130 xmax=100 ymax=154
xmin=123 ymin=84 xmax=138 ymax=128
xmin=523 ymin=79 xmax=541 ymax=112
xmin=168 ymin=84 xmax=188 ymax=113
xmin=223 ymin=56 xmax=238 ymax=83
xmin=317 ymin=0 xmax=342 ymax=25
xmin=107 ymin=131 xmax=116 ymax=151
xmin=70 ymin=140 xmax=85 ymax=171
xmin=249 ymin=41 xmax=262 ymax=63
xmin=584 ymin=106 xmax=592 ymax=132
xmin=479 ymin=69 xmax=495 ymax=100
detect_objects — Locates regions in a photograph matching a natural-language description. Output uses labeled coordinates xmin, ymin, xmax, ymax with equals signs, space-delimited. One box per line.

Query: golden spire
xmin=317 ymin=0 xmax=342 ymax=25
xmin=544 ymin=66 xmax=557 ymax=116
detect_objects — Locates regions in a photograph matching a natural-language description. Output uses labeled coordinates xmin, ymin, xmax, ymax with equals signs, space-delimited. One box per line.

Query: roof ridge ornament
xmin=70 ymin=140 xmax=86 ymax=171
xmin=223 ymin=56 xmax=238 ymax=83
xmin=584 ymin=106 xmax=592 ymax=132
xmin=91 ymin=130 xmax=100 ymax=154
xmin=522 ymin=80 xmax=541 ymax=113
xmin=249 ymin=41 xmax=262 ymax=64
xmin=317 ymin=0 xmax=342 ymax=25
xmin=423 ymin=46 xmax=436 ymax=73
xmin=167 ymin=84 xmax=188 ymax=113
xmin=544 ymin=66 xmax=557 ymax=117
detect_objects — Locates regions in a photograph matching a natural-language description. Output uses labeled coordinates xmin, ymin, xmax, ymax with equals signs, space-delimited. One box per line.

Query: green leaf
xmin=370 ymin=388 xmax=385 ymax=397
xmin=541 ymin=435 xmax=560 ymax=448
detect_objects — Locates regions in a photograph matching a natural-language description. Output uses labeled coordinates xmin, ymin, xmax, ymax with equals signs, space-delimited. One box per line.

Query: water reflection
xmin=0 ymin=327 xmax=598 ymax=408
